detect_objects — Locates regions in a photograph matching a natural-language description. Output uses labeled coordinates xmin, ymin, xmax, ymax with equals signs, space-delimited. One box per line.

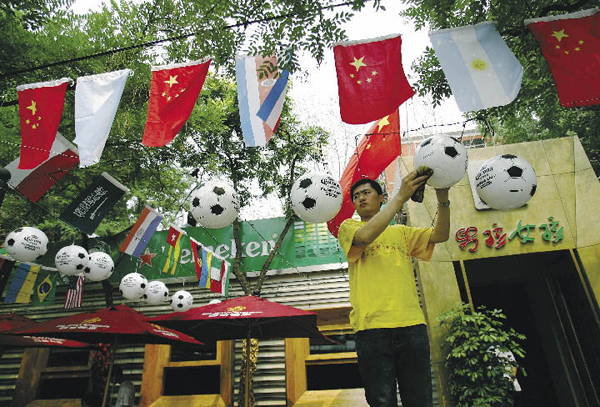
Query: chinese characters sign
xmin=456 ymin=217 xmax=564 ymax=253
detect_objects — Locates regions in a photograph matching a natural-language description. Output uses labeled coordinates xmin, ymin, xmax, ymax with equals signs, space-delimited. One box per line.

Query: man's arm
xmin=352 ymin=171 xmax=428 ymax=248
xmin=429 ymin=188 xmax=450 ymax=243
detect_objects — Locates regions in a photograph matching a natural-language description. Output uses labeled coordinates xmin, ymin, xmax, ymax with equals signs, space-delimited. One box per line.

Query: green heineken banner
xmin=110 ymin=217 xmax=346 ymax=282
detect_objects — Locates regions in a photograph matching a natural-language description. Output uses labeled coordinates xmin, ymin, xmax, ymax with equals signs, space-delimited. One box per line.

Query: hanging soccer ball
xmin=119 ymin=272 xmax=148 ymax=300
xmin=4 ymin=227 xmax=49 ymax=263
xmin=190 ymin=180 xmax=240 ymax=229
xmin=290 ymin=172 xmax=343 ymax=223
xmin=170 ymin=290 xmax=194 ymax=312
xmin=83 ymin=252 xmax=114 ymax=282
xmin=475 ymin=154 xmax=537 ymax=211
xmin=55 ymin=245 xmax=89 ymax=276
xmin=144 ymin=281 xmax=170 ymax=305
xmin=413 ymin=135 xmax=468 ymax=188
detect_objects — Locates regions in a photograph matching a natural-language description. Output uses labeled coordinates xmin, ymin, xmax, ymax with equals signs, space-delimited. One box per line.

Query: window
xmin=286 ymin=307 xmax=363 ymax=404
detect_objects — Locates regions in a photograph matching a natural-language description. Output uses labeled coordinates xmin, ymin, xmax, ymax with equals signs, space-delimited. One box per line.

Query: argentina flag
xmin=429 ymin=22 xmax=523 ymax=112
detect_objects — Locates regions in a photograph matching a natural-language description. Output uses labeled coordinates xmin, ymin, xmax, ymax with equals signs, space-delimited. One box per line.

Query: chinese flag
xmin=17 ymin=78 xmax=71 ymax=169
xmin=527 ymin=9 xmax=600 ymax=107
xmin=142 ymin=59 xmax=211 ymax=147
xmin=334 ymin=35 xmax=414 ymax=124
xmin=327 ymin=109 xmax=401 ymax=237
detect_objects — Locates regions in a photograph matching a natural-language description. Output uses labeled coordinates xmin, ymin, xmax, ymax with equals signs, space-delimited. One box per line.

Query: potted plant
xmin=437 ymin=303 xmax=526 ymax=407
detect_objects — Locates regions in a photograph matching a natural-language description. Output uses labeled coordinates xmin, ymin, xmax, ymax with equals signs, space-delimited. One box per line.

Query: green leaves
xmin=437 ymin=303 xmax=526 ymax=407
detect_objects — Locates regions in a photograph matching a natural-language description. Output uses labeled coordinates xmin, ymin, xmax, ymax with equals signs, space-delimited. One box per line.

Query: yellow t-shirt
xmin=338 ymin=218 xmax=434 ymax=332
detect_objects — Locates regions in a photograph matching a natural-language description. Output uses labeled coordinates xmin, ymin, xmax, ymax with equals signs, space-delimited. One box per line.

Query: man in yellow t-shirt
xmin=338 ymin=173 xmax=451 ymax=407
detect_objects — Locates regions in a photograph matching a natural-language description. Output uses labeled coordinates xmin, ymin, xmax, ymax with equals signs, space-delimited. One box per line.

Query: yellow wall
xmin=400 ymin=136 xmax=600 ymax=407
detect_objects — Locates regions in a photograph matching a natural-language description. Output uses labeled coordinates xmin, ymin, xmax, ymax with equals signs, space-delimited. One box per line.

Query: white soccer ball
xmin=83 ymin=252 xmax=114 ymax=282
xmin=119 ymin=272 xmax=148 ymax=300
xmin=414 ymin=135 xmax=468 ymax=188
xmin=170 ymin=290 xmax=194 ymax=312
xmin=290 ymin=172 xmax=343 ymax=223
xmin=4 ymin=227 xmax=49 ymax=263
xmin=55 ymin=245 xmax=89 ymax=276
xmin=144 ymin=281 xmax=170 ymax=305
xmin=190 ymin=180 xmax=239 ymax=229
xmin=475 ymin=154 xmax=537 ymax=210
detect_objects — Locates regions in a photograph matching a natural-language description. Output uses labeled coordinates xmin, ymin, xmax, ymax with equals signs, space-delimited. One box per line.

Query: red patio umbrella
xmin=0 ymin=313 xmax=90 ymax=348
xmin=12 ymin=304 xmax=203 ymax=407
xmin=147 ymin=295 xmax=330 ymax=407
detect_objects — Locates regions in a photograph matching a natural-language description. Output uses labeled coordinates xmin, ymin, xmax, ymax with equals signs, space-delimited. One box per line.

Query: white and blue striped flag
xmin=429 ymin=22 xmax=523 ymax=112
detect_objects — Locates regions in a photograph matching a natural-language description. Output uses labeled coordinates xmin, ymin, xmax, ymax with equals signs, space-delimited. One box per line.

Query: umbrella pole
xmin=244 ymin=331 xmax=251 ymax=407
xmin=101 ymin=341 xmax=117 ymax=407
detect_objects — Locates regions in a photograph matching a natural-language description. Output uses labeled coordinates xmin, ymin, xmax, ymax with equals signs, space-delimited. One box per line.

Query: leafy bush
xmin=437 ymin=303 xmax=526 ymax=407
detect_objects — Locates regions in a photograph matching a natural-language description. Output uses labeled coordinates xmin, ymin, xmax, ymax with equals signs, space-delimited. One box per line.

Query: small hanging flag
xmin=74 ymin=69 xmax=133 ymax=167
xmin=64 ymin=275 xmax=84 ymax=309
xmin=198 ymin=247 xmax=212 ymax=288
xmin=429 ymin=22 xmax=523 ymax=112
xmin=3 ymin=263 xmax=40 ymax=304
xmin=162 ymin=226 xmax=185 ymax=275
xmin=190 ymin=238 xmax=203 ymax=282
xmin=142 ymin=59 xmax=211 ymax=147
xmin=17 ymin=78 xmax=72 ymax=169
xmin=333 ymin=34 xmax=414 ymax=124
xmin=4 ymin=133 xmax=79 ymax=202
xmin=236 ymin=55 xmax=284 ymax=147
xmin=32 ymin=269 xmax=57 ymax=305
xmin=0 ymin=258 xmax=16 ymax=299
xmin=120 ymin=206 xmax=163 ymax=258
xmin=59 ymin=172 xmax=129 ymax=235
xmin=526 ymin=9 xmax=600 ymax=107
xmin=210 ymin=257 xmax=230 ymax=296
xmin=328 ymin=109 xmax=401 ymax=237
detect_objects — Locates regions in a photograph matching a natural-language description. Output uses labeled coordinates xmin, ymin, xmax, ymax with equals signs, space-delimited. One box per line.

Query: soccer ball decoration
xmin=190 ymin=180 xmax=239 ymax=229
xmin=83 ymin=252 xmax=114 ymax=282
xmin=144 ymin=281 xmax=170 ymax=305
xmin=290 ymin=172 xmax=343 ymax=223
xmin=119 ymin=272 xmax=148 ymax=300
xmin=414 ymin=135 xmax=468 ymax=188
xmin=55 ymin=245 xmax=89 ymax=276
xmin=4 ymin=227 xmax=49 ymax=262
xmin=475 ymin=154 xmax=537 ymax=211
xmin=170 ymin=290 xmax=194 ymax=312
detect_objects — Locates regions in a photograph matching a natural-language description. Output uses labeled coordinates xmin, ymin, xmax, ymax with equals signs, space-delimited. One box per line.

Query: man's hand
xmin=397 ymin=171 xmax=430 ymax=203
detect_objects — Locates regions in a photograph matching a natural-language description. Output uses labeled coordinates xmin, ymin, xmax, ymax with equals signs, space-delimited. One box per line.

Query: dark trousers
xmin=355 ymin=324 xmax=433 ymax=407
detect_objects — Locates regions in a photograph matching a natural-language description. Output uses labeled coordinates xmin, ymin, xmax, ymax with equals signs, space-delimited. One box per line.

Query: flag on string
xmin=17 ymin=78 xmax=72 ymax=169
xmin=429 ymin=22 xmax=523 ymax=112
xmin=3 ymin=263 xmax=40 ymax=304
xmin=4 ymin=133 xmax=79 ymax=202
xmin=162 ymin=226 xmax=184 ymax=275
xmin=235 ymin=55 xmax=282 ymax=147
xmin=32 ymin=269 xmax=57 ymax=305
xmin=64 ymin=275 xmax=84 ymax=309
xmin=333 ymin=34 xmax=414 ymax=124
xmin=526 ymin=9 xmax=600 ymax=107
xmin=142 ymin=59 xmax=211 ymax=147
xmin=198 ymin=247 xmax=213 ymax=289
xmin=75 ymin=69 xmax=133 ymax=167
xmin=328 ymin=109 xmax=401 ymax=237
xmin=0 ymin=258 xmax=16 ymax=300
xmin=210 ymin=257 xmax=230 ymax=296
xmin=59 ymin=172 xmax=129 ymax=235
xmin=256 ymin=68 xmax=289 ymax=130
xmin=190 ymin=238 xmax=203 ymax=282
xmin=120 ymin=206 xmax=163 ymax=257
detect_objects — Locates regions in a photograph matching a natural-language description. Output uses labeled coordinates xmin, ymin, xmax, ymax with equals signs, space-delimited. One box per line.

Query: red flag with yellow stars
xmin=142 ymin=59 xmax=211 ymax=147
xmin=334 ymin=35 xmax=414 ymax=124
xmin=16 ymin=78 xmax=72 ymax=169
xmin=526 ymin=9 xmax=600 ymax=107
xmin=327 ymin=109 xmax=401 ymax=237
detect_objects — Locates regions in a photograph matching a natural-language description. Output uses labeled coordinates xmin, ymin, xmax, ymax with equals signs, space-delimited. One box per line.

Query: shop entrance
xmin=457 ymin=250 xmax=600 ymax=407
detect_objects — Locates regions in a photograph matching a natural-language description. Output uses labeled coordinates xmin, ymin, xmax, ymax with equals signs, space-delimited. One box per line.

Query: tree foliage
xmin=401 ymin=0 xmax=600 ymax=175
xmin=437 ymin=303 xmax=526 ymax=407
